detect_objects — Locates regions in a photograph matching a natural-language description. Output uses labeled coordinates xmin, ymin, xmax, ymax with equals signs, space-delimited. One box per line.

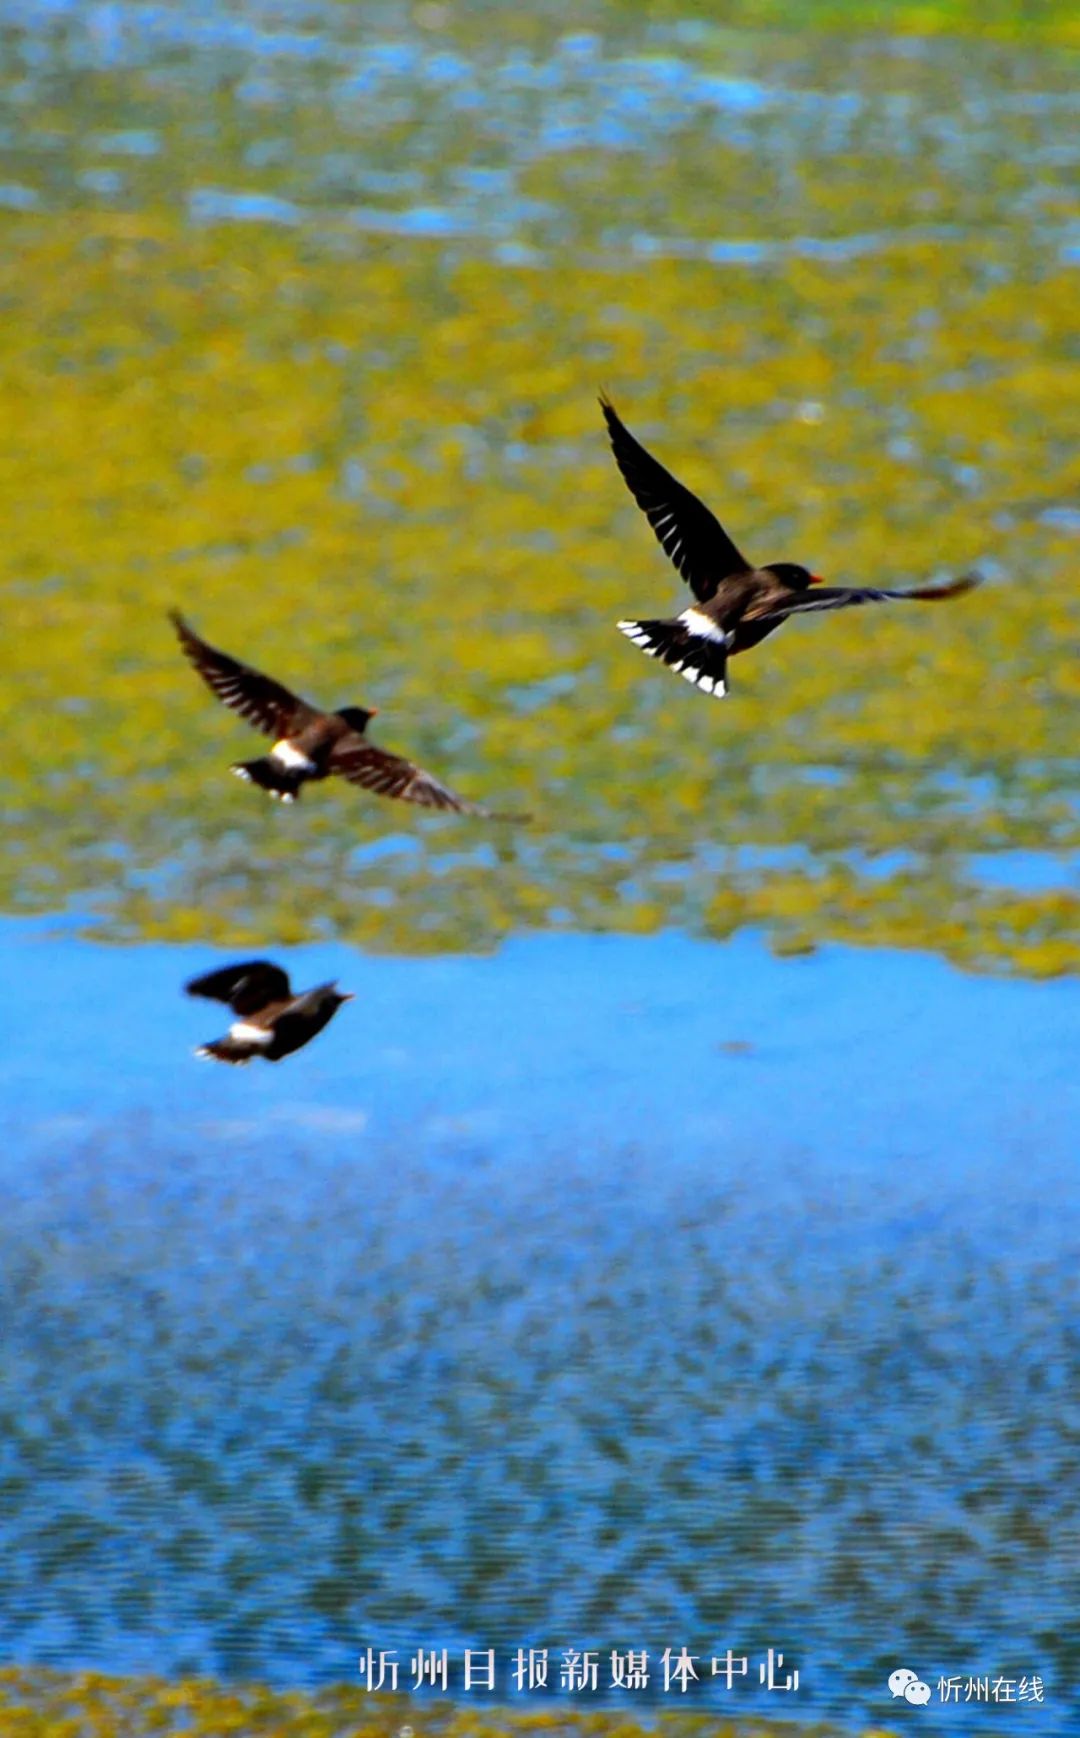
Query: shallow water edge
xmin=0 ymin=1666 xmax=904 ymax=1737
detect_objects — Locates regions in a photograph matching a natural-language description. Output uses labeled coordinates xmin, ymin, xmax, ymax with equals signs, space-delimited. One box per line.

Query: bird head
xmin=337 ymin=706 xmax=378 ymax=734
xmin=764 ymin=561 xmax=821 ymax=590
xmin=311 ymin=984 xmax=355 ymax=1012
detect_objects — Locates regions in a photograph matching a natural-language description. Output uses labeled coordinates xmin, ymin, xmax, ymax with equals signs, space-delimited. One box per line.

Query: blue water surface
xmin=0 ymin=919 xmax=1077 ymax=1732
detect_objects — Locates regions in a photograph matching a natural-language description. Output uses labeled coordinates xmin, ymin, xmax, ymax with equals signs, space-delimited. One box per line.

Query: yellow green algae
xmin=0 ymin=1667 xmax=903 ymax=1738
xmin=607 ymin=1 xmax=1080 ymax=45
xmin=0 ymin=16 xmax=1076 ymax=973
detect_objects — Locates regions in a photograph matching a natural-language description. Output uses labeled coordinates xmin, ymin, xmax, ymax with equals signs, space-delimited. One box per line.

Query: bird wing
xmin=185 ymin=960 xmax=293 ymax=1014
xmin=329 ymin=738 xmax=486 ymax=813
xmin=268 ymin=985 xmax=343 ymax=1053
xmin=171 ymin=610 xmax=319 ymax=738
xmin=753 ymin=573 xmax=981 ymax=624
xmin=600 ymin=396 xmax=753 ymax=602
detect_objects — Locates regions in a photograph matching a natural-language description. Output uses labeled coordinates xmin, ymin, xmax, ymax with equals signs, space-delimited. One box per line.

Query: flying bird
xmin=185 ymin=959 xmax=352 ymax=1064
xmin=600 ymin=396 xmax=979 ymax=698
xmin=171 ymin=610 xmax=523 ymax=816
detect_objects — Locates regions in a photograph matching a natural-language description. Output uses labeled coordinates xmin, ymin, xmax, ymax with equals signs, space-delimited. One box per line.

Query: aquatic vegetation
xmin=0 ymin=7 xmax=1075 ymax=972
xmin=614 ymin=0 xmax=1079 ymax=42
xmin=0 ymin=1666 xmax=901 ymax=1738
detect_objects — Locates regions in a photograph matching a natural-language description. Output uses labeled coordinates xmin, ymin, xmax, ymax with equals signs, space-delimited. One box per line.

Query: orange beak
xmin=810 ymin=573 xmax=824 ymax=585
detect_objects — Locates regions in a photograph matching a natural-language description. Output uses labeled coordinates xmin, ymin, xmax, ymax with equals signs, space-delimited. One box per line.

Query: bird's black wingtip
xmin=183 ymin=966 xmax=238 ymax=1001
xmin=925 ymin=570 xmax=983 ymax=601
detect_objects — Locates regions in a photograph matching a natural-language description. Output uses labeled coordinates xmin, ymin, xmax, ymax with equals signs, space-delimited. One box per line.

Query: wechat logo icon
xmin=889 ymin=1667 xmax=932 ymax=1705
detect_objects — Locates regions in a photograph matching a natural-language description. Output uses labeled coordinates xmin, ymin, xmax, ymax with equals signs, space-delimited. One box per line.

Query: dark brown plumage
xmin=601 ymin=396 xmax=979 ymax=698
xmin=170 ymin=610 xmax=524 ymax=817
xmin=185 ymin=959 xmax=352 ymax=1064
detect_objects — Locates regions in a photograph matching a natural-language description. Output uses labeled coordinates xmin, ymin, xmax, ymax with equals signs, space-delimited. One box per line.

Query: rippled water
xmin=1 ymin=4 xmax=1078 ymax=1734
xmin=2 ymin=919 xmax=1079 ymax=1731
xmin=1 ymin=3 xmax=1076 ymax=255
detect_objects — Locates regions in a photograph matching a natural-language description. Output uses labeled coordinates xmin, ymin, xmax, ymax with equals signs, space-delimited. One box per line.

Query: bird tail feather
xmin=195 ymin=1039 xmax=259 ymax=1065
xmin=231 ymin=758 xmax=303 ymax=802
xmin=616 ymin=617 xmax=729 ymax=698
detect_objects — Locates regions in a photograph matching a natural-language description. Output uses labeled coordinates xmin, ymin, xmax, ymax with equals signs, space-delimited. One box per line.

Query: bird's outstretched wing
xmin=754 ymin=573 xmax=981 ymax=624
xmin=185 ymin=960 xmax=292 ymax=1014
xmin=600 ymin=396 xmax=752 ymax=602
xmin=330 ymin=738 xmax=517 ymax=817
xmin=171 ymin=610 xmax=319 ymax=738
xmin=270 ymin=986 xmax=345 ymax=1054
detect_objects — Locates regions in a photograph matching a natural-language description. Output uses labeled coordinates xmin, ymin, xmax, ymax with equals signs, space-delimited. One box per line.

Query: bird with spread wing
xmin=185 ymin=959 xmax=352 ymax=1064
xmin=601 ymin=396 xmax=979 ymax=699
xmin=171 ymin=610 xmax=526 ymax=818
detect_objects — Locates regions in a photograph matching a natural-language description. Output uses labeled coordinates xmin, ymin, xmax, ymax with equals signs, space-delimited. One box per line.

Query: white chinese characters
xmin=888 ymin=1665 xmax=1045 ymax=1708
xmin=359 ymin=1644 xmax=801 ymax=1696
